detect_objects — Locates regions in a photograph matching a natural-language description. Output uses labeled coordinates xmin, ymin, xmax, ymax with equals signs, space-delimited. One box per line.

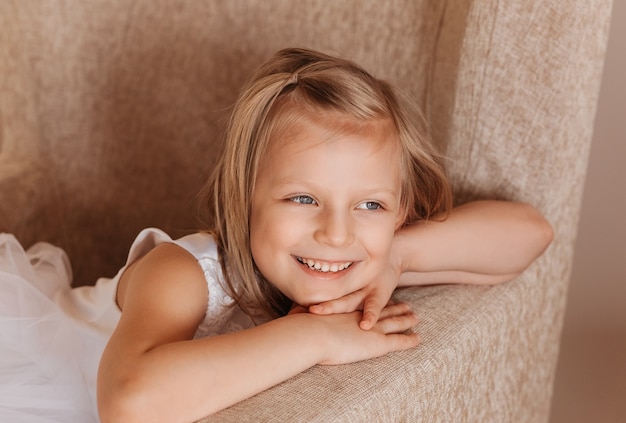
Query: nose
xmin=313 ymin=207 xmax=354 ymax=247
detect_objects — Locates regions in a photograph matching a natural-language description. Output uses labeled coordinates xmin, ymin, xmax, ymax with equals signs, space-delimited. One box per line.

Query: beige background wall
xmin=551 ymin=1 xmax=626 ymax=421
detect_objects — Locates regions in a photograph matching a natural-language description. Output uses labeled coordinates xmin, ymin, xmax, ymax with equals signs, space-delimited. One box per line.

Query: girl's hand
xmin=317 ymin=302 xmax=419 ymax=365
xmin=308 ymin=260 xmax=402 ymax=330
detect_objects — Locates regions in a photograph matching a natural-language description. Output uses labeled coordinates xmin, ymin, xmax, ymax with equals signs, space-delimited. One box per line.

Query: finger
xmin=384 ymin=332 xmax=420 ymax=352
xmin=309 ymin=290 xmax=364 ymax=315
xmin=378 ymin=302 xmax=414 ymax=320
xmin=359 ymin=295 xmax=387 ymax=331
xmin=375 ymin=310 xmax=419 ymax=334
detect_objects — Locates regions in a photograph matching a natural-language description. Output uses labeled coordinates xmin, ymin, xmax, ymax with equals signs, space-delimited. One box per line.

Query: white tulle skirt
xmin=0 ymin=234 xmax=104 ymax=422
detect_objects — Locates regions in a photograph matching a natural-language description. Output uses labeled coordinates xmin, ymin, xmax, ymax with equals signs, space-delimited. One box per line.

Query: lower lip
xmin=294 ymin=257 xmax=354 ymax=280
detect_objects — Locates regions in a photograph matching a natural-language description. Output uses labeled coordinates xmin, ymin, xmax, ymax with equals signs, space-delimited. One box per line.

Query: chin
xmin=294 ymin=292 xmax=342 ymax=307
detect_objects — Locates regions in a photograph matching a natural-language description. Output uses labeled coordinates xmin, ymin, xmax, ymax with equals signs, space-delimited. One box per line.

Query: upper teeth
xmin=297 ymin=257 xmax=352 ymax=273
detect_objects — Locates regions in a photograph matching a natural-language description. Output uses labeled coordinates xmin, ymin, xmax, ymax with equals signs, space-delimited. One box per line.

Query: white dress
xmin=0 ymin=228 xmax=254 ymax=423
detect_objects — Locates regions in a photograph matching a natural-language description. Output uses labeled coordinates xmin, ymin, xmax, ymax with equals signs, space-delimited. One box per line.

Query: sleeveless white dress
xmin=0 ymin=228 xmax=254 ymax=422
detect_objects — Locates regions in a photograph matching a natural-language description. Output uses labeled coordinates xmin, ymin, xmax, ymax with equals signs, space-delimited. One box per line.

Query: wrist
xmin=283 ymin=312 xmax=333 ymax=365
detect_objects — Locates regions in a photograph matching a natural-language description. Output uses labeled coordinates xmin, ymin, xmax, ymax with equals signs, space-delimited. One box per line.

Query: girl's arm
xmin=310 ymin=201 xmax=554 ymax=328
xmin=97 ymin=243 xmax=418 ymax=423
xmin=394 ymin=200 xmax=554 ymax=286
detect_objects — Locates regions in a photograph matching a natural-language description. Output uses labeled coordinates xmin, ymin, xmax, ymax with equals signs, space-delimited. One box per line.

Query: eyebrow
xmin=272 ymin=178 xmax=400 ymax=200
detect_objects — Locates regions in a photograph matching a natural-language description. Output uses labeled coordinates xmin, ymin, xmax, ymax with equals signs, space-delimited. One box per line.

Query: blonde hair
xmin=205 ymin=48 xmax=452 ymax=318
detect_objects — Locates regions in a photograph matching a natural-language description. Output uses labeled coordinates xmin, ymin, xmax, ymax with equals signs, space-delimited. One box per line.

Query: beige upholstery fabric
xmin=0 ymin=1 xmax=612 ymax=421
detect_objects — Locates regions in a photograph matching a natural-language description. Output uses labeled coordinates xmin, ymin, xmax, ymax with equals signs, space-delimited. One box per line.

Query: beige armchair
xmin=0 ymin=1 xmax=612 ymax=421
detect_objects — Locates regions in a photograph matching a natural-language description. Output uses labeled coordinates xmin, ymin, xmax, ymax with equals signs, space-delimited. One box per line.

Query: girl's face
xmin=250 ymin=113 xmax=405 ymax=306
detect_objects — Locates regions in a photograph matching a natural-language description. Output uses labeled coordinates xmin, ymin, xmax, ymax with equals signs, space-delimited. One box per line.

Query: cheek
xmin=249 ymin=228 xmax=262 ymax=268
xmin=249 ymin=226 xmax=276 ymax=287
xmin=364 ymin=220 xmax=397 ymax=259
xmin=251 ymin=209 xmax=284 ymax=244
xmin=249 ymin=207 xmax=268 ymax=267
xmin=249 ymin=209 xmax=301 ymax=267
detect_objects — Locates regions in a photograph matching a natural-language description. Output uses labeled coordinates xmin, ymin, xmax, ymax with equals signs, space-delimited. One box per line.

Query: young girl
xmin=0 ymin=47 xmax=553 ymax=423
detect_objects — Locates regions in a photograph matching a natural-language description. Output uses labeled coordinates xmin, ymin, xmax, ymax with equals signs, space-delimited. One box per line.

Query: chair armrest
xmin=197 ymin=265 xmax=556 ymax=422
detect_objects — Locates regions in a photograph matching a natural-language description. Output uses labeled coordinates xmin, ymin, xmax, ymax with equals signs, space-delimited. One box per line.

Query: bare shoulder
xmin=117 ymin=242 xmax=207 ymax=310
xmin=115 ymin=242 xmax=209 ymax=346
xmin=99 ymin=242 xmax=212 ymax=416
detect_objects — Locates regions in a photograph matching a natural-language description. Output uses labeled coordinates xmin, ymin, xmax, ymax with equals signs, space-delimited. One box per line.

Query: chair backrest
xmin=0 ymin=1 xmax=460 ymax=284
xmin=0 ymin=0 xmax=612 ymax=296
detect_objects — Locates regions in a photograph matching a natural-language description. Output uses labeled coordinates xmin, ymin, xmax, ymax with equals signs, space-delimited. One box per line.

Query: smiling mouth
xmin=295 ymin=256 xmax=353 ymax=273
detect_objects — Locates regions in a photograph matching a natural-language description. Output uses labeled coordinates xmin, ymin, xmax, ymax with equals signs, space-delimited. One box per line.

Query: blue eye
xmin=291 ymin=195 xmax=317 ymax=205
xmin=357 ymin=201 xmax=382 ymax=211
